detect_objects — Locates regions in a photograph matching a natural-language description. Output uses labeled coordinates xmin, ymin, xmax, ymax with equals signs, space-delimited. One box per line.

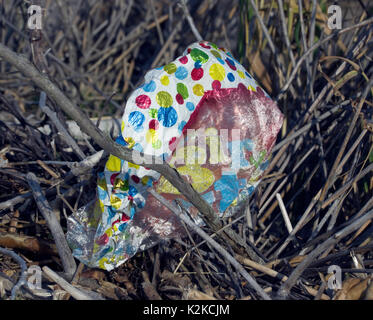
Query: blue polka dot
xmin=107 ymin=206 xmax=116 ymax=220
xmin=227 ymin=73 xmax=235 ymax=82
xmin=175 ymin=66 xmax=188 ymax=80
xmin=129 ymin=185 xmax=138 ymax=197
xmin=128 ymin=111 xmax=145 ymax=130
xmin=226 ymin=58 xmax=235 ymax=67
xmin=143 ymin=80 xmax=156 ymax=92
xmin=161 ymin=153 xmax=169 ymax=161
xmin=133 ymin=143 xmax=143 ymax=152
xmin=260 ymin=160 xmax=269 ymax=171
xmin=178 ymin=121 xmax=186 ymax=133
xmin=158 ymin=107 xmax=178 ymax=127
xmin=194 ymin=61 xmax=202 ymax=69
xmin=134 ymin=197 xmax=145 ymax=208
xmin=115 ymin=134 xmax=128 ymax=146
xmin=245 ymin=71 xmax=252 ymax=78
xmin=119 ymin=223 xmax=127 ymax=232
xmin=97 ymin=186 xmax=107 ymax=200
xmin=126 ymin=243 xmax=136 ymax=255
xmin=186 ymin=102 xmax=195 ymax=111
xmin=217 ymin=58 xmax=225 ymax=65
xmin=130 ymin=207 xmax=136 ymax=218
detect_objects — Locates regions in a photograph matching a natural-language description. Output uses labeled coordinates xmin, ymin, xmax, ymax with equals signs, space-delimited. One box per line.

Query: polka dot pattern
xmin=176 ymin=83 xmax=189 ymax=99
xmin=190 ymin=48 xmax=209 ymax=63
xmin=164 ymin=63 xmax=177 ymax=74
xmin=193 ymin=84 xmax=204 ymax=96
xmin=136 ymin=95 xmax=151 ymax=109
xmin=128 ymin=111 xmax=145 ymax=130
xmin=122 ymin=40 xmax=262 ymax=164
xmin=156 ymin=91 xmax=173 ymax=108
xmin=158 ymin=106 xmax=178 ymax=127
xmin=143 ymin=80 xmax=156 ymax=92
xmin=191 ymin=68 xmax=203 ymax=81
xmin=209 ymin=63 xmax=225 ymax=81
xmin=69 ymin=40 xmax=282 ymax=272
xmin=160 ymin=75 xmax=169 ymax=86
xmin=175 ymin=66 xmax=188 ymax=80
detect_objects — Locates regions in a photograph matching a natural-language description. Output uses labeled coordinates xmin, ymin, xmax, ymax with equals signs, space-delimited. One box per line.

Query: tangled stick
xmin=0 ymin=247 xmax=27 ymax=299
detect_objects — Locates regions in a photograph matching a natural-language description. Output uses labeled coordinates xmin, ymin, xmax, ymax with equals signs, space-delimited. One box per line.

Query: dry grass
xmin=0 ymin=0 xmax=372 ymax=300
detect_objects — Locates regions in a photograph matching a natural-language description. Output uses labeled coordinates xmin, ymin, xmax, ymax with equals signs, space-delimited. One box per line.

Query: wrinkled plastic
xmin=66 ymin=41 xmax=283 ymax=271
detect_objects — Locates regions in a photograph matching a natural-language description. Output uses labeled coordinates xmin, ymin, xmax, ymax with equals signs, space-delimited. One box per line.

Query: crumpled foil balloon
xmin=66 ymin=41 xmax=283 ymax=271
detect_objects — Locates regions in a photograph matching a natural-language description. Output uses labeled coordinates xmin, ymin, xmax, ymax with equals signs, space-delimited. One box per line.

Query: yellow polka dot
xmin=110 ymin=195 xmax=122 ymax=210
xmin=141 ymin=176 xmax=149 ymax=185
xmin=105 ymin=228 xmax=113 ymax=237
xmin=106 ymin=155 xmax=121 ymax=171
xmin=114 ymin=178 xmax=125 ymax=189
xmin=124 ymin=137 xmax=135 ymax=148
xmin=230 ymin=198 xmax=238 ymax=207
xmin=98 ymin=257 xmax=108 ymax=269
xmin=209 ymin=63 xmax=225 ymax=81
xmin=146 ymin=129 xmax=158 ymax=144
xmin=248 ymin=85 xmax=256 ymax=92
xmin=121 ymin=121 xmax=125 ymax=132
xmin=98 ymin=199 xmax=105 ymax=212
xmin=93 ymin=243 xmax=100 ymax=254
xmin=156 ymin=165 xmax=214 ymax=194
xmin=160 ymin=75 xmax=169 ymax=86
xmin=193 ymin=84 xmax=205 ymax=96
xmin=156 ymin=91 xmax=173 ymax=108
xmin=128 ymin=162 xmax=140 ymax=169
xmin=238 ymin=70 xmax=245 ymax=79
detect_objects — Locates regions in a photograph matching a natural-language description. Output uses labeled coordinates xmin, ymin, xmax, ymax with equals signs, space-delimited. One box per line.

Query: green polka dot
xmin=149 ymin=108 xmax=158 ymax=118
xmin=211 ymin=50 xmax=221 ymax=59
xmin=152 ymin=140 xmax=162 ymax=149
xmin=177 ymin=83 xmax=189 ymax=100
xmin=164 ymin=63 xmax=177 ymax=74
xmin=190 ymin=48 xmax=209 ymax=63
xmin=156 ymin=91 xmax=173 ymax=108
xmin=209 ymin=42 xmax=218 ymax=49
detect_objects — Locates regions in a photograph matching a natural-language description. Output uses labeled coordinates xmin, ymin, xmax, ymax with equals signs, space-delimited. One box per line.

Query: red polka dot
xmin=179 ymin=56 xmax=188 ymax=64
xmin=176 ymin=93 xmax=184 ymax=104
xmin=136 ymin=95 xmax=151 ymax=109
xmin=96 ymin=233 xmax=109 ymax=245
xmin=191 ymin=68 xmax=204 ymax=81
xmin=212 ymin=80 xmax=221 ymax=90
xmin=169 ymin=137 xmax=177 ymax=150
xmin=225 ymin=59 xmax=237 ymax=70
xmin=131 ymin=175 xmax=140 ymax=184
xmin=199 ymin=42 xmax=211 ymax=49
xmin=187 ymin=48 xmax=191 ymax=54
xmin=149 ymin=119 xmax=159 ymax=130
xmin=110 ymin=173 xmax=120 ymax=186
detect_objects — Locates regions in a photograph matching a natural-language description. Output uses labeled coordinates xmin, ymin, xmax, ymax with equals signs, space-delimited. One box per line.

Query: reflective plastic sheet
xmin=66 ymin=41 xmax=283 ymax=271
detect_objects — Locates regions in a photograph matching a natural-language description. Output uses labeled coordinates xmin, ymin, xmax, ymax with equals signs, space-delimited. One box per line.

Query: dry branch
xmin=26 ymin=172 xmax=76 ymax=278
